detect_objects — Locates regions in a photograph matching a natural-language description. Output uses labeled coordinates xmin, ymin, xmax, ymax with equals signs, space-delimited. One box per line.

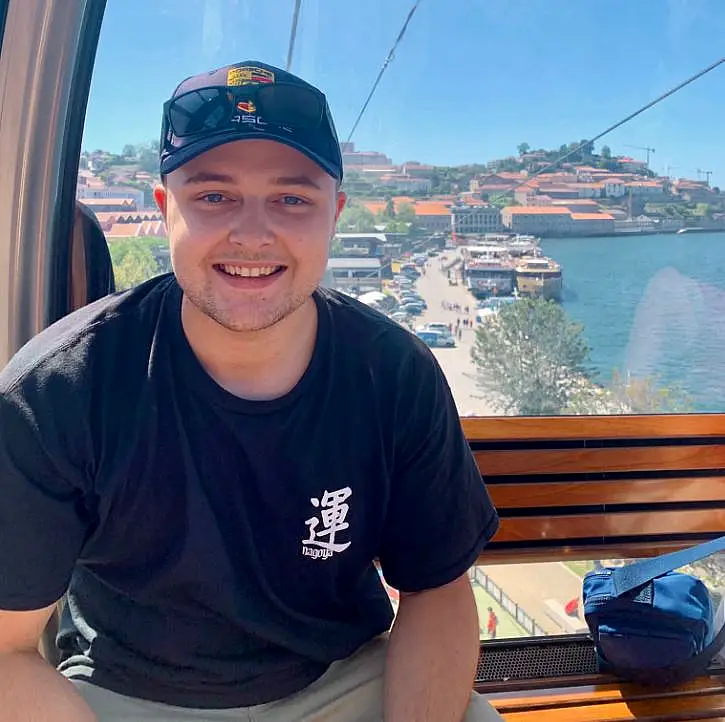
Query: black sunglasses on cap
xmin=164 ymin=82 xmax=326 ymax=138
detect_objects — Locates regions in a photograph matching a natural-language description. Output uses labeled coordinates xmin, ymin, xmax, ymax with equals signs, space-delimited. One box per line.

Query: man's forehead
xmin=173 ymin=139 xmax=331 ymax=183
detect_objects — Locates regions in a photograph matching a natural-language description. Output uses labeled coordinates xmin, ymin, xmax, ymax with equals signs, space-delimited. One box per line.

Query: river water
xmin=541 ymin=232 xmax=725 ymax=412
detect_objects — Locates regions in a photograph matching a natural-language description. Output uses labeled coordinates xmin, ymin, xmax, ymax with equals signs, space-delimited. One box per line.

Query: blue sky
xmin=83 ymin=0 xmax=725 ymax=184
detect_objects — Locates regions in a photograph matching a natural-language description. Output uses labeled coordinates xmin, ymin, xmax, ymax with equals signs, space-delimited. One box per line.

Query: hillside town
xmin=78 ymin=140 xmax=725 ymax=245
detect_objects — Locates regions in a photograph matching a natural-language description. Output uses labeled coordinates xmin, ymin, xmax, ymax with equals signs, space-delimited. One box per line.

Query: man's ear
xmin=334 ymin=191 xmax=347 ymax=223
xmin=153 ymin=184 xmax=168 ymax=218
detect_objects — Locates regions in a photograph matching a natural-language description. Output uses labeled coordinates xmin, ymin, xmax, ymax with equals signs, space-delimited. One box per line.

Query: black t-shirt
xmin=0 ymin=274 xmax=499 ymax=709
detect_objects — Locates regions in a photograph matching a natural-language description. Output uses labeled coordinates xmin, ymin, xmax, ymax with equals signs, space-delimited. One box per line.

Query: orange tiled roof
xmin=504 ymin=206 xmax=571 ymax=215
xmin=414 ymin=202 xmax=451 ymax=216
xmin=361 ymin=201 xmax=387 ymax=215
xmin=497 ymin=171 xmax=528 ymax=179
xmin=81 ymin=198 xmax=136 ymax=207
xmin=94 ymin=211 xmax=162 ymax=223
xmin=107 ymin=223 xmax=141 ymax=237
xmin=571 ymin=213 xmax=615 ymax=221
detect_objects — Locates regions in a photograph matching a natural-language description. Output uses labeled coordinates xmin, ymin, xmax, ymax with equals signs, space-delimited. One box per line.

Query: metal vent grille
xmin=475 ymin=638 xmax=598 ymax=684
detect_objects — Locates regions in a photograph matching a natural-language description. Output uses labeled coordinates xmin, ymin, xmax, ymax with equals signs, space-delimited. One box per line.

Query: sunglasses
xmin=164 ymin=83 xmax=326 ymax=138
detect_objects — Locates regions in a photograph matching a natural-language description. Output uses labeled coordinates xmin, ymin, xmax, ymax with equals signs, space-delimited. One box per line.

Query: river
xmin=542 ymin=231 xmax=725 ymax=412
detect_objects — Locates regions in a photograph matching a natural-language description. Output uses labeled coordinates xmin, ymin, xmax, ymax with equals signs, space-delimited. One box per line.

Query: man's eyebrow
xmin=183 ymin=172 xmax=236 ymax=185
xmin=272 ymin=175 xmax=322 ymax=190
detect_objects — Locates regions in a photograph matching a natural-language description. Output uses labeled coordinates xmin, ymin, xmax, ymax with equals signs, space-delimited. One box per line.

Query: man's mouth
xmin=214 ymin=263 xmax=286 ymax=278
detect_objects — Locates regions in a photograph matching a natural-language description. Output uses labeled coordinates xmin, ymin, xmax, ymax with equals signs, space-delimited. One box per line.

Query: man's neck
xmin=181 ymin=295 xmax=319 ymax=401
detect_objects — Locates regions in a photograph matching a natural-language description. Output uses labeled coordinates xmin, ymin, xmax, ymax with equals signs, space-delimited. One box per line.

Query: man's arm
xmin=0 ymin=606 xmax=97 ymax=721
xmin=384 ymin=574 xmax=479 ymax=722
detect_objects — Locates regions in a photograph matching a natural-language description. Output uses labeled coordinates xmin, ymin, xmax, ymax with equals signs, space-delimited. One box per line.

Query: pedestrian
xmin=564 ymin=598 xmax=579 ymax=618
xmin=457 ymin=327 xmax=463 ymax=340
xmin=487 ymin=607 xmax=499 ymax=640
xmin=0 ymin=60 xmax=503 ymax=721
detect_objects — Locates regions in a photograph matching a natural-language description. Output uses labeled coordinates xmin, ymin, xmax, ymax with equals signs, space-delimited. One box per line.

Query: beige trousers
xmin=71 ymin=636 xmax=504 ymax=721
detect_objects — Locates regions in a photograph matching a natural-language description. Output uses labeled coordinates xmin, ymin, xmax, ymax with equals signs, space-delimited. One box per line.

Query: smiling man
xmin=0 ymin=61 xmax=501 ymax=721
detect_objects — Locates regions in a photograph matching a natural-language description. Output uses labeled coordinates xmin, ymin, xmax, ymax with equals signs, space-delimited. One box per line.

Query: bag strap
xmin=612 ymin=535 xmax=725 ymax=597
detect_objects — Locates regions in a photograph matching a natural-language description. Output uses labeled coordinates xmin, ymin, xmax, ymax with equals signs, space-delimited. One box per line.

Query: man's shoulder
xmin=0 ymin=274 xmax=176 ymax=393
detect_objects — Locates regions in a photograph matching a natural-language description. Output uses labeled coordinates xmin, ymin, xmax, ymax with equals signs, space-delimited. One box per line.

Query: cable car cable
xmin=286 ymin=0 xmax=303 ymax=71
xmin=344 ymin=0 xmax=422 ymax=146
xmin=493 ymin=55 xmax=725 ymax=201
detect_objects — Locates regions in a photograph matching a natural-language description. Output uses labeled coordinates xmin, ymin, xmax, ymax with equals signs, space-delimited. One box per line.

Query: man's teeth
xmin=219 ymin=264 xmax=281 ymax=277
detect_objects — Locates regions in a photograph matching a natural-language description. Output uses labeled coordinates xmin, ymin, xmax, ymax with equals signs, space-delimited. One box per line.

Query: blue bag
xmin=582 ymin=536 xmax=725 ymax=686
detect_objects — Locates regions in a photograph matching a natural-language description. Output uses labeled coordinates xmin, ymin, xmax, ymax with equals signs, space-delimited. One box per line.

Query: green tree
xmin=608 ymin=370 xmax=694 ymax=413
xmin=109 ymin=240 xmax=161 ymax=290
xmin=122 ymin=144 xmax=137 ymax=159
xmin=377 ymin=218 xmax=409 ymax=233
xmin=396 ymin=202 xmax=416 ymax=224
xmin=471 ymin=298 xmax=593 ymax=415
xmin=517 ymin=142 xmax=531 ymax=156
xmin=337 ymin=202 xmax=376 ymax=232
xmin=600 ymin=145 xmax=612 ymax=160
xmin=579 ymin=139 xmax=595 ymax=160
xmin=330 ymin=236 xmax=344 ymax=256
xmin=384 ymin=198 xmax=396 ymax=218
xmin=133 ymin=141 xmax=159 ymax=174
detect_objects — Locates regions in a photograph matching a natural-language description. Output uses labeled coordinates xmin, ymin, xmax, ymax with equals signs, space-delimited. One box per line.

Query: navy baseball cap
xmin=159 ymin=60 xmax=343 ymax=181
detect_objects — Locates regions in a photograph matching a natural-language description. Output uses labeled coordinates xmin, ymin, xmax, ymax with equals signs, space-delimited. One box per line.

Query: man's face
xmin=155 ymin=139 xmax=346 ymax=332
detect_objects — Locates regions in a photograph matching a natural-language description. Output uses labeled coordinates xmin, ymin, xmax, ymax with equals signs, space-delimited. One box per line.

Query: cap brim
xmin=160 ymin=130 xmax=341 ymax=180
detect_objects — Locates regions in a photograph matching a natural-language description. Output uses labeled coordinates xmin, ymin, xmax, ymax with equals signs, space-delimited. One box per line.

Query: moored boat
xmin=515 ymin=256 xmax=563 ymax=300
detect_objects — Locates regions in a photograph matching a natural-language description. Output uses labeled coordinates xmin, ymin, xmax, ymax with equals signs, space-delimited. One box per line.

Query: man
xmin=0 ymin=61 xmax=502 ymax=721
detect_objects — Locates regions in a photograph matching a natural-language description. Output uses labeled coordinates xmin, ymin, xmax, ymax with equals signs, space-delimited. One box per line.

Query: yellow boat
xmin=515 ymin=256 xmax=563 ymax=300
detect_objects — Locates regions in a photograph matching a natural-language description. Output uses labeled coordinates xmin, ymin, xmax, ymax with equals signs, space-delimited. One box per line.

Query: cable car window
xmin=80 ymin=0 xmax=725 ymax=424
xmin=65 ymin=0 xmax=725 ymax=649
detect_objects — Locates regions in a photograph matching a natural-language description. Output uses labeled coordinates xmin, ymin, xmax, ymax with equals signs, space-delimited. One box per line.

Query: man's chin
xmin=204 ymin=297 xmax=311 ymax=334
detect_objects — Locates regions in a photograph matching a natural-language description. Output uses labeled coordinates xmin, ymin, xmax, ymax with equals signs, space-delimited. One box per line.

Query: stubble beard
xmin=185 ymin=279 xmax=317 ymax=333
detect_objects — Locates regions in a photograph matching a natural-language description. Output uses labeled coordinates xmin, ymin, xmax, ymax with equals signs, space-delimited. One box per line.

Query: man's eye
xmin=281 ymin=196 xmax=307 ymax=206
xmin=201 ymin=193 xmax=227 ymax=204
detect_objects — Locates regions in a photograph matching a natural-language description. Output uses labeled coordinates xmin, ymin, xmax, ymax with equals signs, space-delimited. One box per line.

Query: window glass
xmin=80 ymin=0 xmax=725 ymax=645
xmin=468 ymin=555 xmax=725 ymax=641
xmin=81 ymin=1 xmax=725 ymax=418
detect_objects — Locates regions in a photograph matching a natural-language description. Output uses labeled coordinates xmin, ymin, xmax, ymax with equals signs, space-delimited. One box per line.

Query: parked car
xmin=401 ymin=302 xmax=424 ymax=315
xmin=415 ymin=329 xmax=456 ymax=348
xmin=423 ymin=322 xmax=451 ymax=335
xmin=400 ymin=294 xmax=427 ymax=309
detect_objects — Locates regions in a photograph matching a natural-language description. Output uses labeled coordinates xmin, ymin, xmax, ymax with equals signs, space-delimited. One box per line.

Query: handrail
xmin=471 ymin=567 xmax=547 ymax=638
xmin=461 ymin=414 xmax=725 ymax=441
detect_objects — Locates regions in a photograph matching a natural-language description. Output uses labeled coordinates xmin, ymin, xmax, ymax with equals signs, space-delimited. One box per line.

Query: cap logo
xmin=227 ymin=66 xmax=275 ymax=87
xmin=236 ymin=100 xmax=257 ymax=113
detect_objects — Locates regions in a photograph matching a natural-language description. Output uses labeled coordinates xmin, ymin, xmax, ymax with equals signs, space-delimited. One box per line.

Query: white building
xmin=451 ymin=206 xmax=502 ymax=234
xmin=378 ymin=174 xmax=432 ymax=193
xmin=618 ymin=157 xmax=649 ymax=173
xmin=626 ymin=181 xmax=665 ymax=197
xmin=76 ymin=183 xmax=145 ymax=209
xmin=603 ymin=179 xmax=626 ymax=198
xmin=574 ymin=183 xmax=602 ymax=199
xmin=334 ymin=233 xmax=387 ymax=256
xmin=324 ymin=257 xmax=382 ymax=292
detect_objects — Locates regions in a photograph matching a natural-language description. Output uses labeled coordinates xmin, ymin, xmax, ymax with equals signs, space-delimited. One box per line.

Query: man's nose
xmin=228 ymin=200 xmax=274 ymax=247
